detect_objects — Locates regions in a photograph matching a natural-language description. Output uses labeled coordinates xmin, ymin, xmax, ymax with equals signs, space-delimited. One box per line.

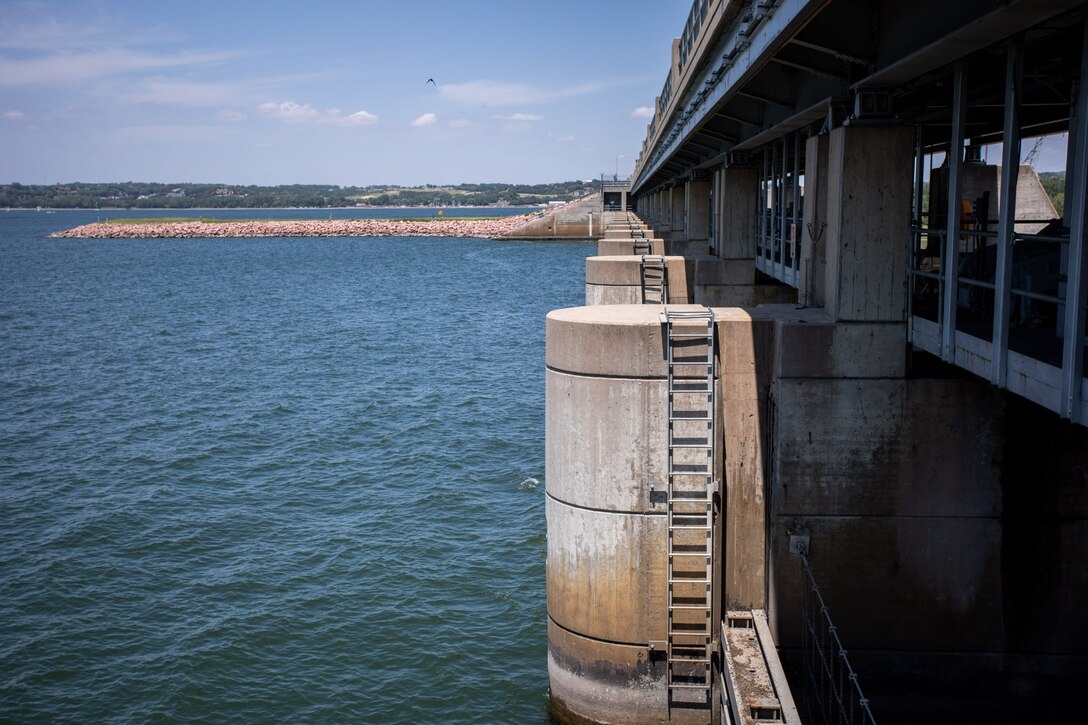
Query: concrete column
xmin=824 ymin=125 xmax=914 ymax=321
xmin=693 ymin=165 xmax=795 ymax=306
xmin=799 ymin=133 xmax=830 ymax=307
xmin=685 ymin=179 xmax=711 ymax=242
xmin=545 ymin=304 xmax=720 ymax=725
xmin=585 ymin=255 xmax=690 ymax=305
xmin=717 ymin=166 xmax=758 ymax=259
xmin=670 ymin=186 xmax=686 ymax=240
xmin=657 ymin=190 xmax=672 ymax=236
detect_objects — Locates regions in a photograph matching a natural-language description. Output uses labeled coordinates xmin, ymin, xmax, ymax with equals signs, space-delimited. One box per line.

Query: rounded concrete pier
xmin=585 ymin=255 xmax=690 ymax=305
xmin=545 ymin=304 xmax=717 ymax=724
xmin=597 ymin=238 xmax=666 ymax=256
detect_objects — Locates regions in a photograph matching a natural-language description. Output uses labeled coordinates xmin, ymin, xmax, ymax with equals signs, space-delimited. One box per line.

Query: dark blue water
xmin=0 ymin=210 xmax=592 ymax=723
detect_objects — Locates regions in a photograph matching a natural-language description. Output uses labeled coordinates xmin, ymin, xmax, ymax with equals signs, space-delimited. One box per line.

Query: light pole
xmin=615 ymin=154 xmax=627 ymax=181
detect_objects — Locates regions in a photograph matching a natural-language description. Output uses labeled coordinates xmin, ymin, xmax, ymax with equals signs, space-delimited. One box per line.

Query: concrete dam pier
xmin=544 ymin=1 xmax=1088 ymax=722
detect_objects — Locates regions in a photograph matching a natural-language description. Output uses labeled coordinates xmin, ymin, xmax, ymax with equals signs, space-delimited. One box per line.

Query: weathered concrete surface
xmin=548 ymin=620 xmax=674 ymax=725
xmin=713 ymin=309 xmax=777 ymax=610
xmin=604 ymin=227 xmax=650 ymax=240
xmin=824 ymin=125 xmax=913 ymax=322
xmin=664 ymin=239 xmax=710 ymax=257
xmin=762 ymin=305 xmax=907 ymax=379
xmin=686 ymin=179 xmax=711 ymax=242
xmin=584 ymin=255 xmax=691 ymax=305
xmin=546 ymin=497 xmax=667 ymax=644
xmin=716 ymin=167 xmax=758 ymax=260
xmin=799 ymin=133 xmax=830 ymax=307
xmin=546 ymin=371 xmax=668 ymax=512
xmin=546 ymin=303 xmax=721 ymax=724
xmin=692 ymin=258 xmax=796 ymax=307
xmin=500 ymin=192 xmax=603 ymax=240
xmin=597 ymin=238 xmax=666 ymax=256
xmin=670 ymin=187 xmax=686 ymax=240
xmin=694 ymin=283 xmax=796 ymax=307
xmin=546 ymin=305 xmax=673 ymax=377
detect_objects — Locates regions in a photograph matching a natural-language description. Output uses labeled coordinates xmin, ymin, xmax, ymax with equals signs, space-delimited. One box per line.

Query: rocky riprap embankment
xmin=50 ymin=215 xmax=540 ymax=240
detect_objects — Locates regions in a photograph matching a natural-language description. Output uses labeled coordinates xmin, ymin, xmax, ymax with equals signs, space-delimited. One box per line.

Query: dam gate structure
xmin=545 ymin=1 xmax=1088 ymax=723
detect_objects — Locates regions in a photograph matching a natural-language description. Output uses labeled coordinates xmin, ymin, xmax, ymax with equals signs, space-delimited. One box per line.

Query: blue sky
xmin=0 ymin=1 xmax=692 ymax=186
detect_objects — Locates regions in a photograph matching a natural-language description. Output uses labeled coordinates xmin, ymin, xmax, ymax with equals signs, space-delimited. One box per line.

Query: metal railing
xmin=797 ymin=544 xmax=877 ymax=725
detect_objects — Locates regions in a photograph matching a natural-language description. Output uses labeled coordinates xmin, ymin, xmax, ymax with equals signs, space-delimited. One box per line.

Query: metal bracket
xmin=727 ymin=151 xmax=752 ymax=167
xmin=789 ymin=533 xmax=810 ymax=556
xmin=853 ymin=90 xmax=893 ymax=119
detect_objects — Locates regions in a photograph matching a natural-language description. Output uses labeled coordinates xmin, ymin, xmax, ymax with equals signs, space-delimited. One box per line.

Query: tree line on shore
xmin=0 ymin=181 xmax=597 ymax=209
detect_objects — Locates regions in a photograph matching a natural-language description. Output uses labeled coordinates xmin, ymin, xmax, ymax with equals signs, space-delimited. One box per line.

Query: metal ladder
xmin=641 ymin=256 xmax=668 ymax=303
xmin=632 ymin=227 xmax=651 ymax=255
xmin=662 ymin=307 xmax=716 ymax=710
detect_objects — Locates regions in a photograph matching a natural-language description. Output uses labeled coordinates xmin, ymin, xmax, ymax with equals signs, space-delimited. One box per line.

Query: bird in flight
xmin=426 ymin=78 xmax=436 ymax=86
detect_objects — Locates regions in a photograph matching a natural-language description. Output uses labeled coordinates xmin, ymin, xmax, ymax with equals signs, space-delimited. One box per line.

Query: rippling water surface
xmin=0 ymin=210 xmax=591 ymax=723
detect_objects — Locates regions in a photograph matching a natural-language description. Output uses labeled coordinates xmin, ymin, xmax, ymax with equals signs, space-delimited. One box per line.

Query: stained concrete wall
xmin=585 ymin=255 xmax=691 ymax=305
xmin=824 ymin=126 xmax=913 ymax=322
xmin=686 ymin=179 xmax=711 ymax=243
xmin=670 ymin=187 xmax=686 ymax=241
xmin=545 ymin=305 xmax=721 ymax=725
xmin=501 ymin=193 xmax=604 ymax=240
xmin=699 ymin=299 xmax=1088 ymax=722
xmin=550 ymin=214 xmax=1088 ymax=725
xmin=799 ymin=133 xmax=830 ymax=307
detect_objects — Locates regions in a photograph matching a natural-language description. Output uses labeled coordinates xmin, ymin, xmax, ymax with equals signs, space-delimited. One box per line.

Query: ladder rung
xmin=668 ymin=657 xmax=711 ymax=665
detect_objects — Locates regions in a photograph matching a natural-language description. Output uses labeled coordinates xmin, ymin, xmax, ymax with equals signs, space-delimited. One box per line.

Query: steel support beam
xmin=631 ymin=0 xmax=820 ymax=194
xmin=941 ymin=62 xmax=968 ymax=362
xmin=992 ymin=37 xmax=1023 ymax=387
xmin=1061 ymin=19 xmax=1088 ymax=420
xmin=788 ymin=37 xmax=872 ymax=67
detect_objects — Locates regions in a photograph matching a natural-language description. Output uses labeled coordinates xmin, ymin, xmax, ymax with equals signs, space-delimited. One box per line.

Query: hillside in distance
xmin=0 ymin=180 xmax=599 ymax=210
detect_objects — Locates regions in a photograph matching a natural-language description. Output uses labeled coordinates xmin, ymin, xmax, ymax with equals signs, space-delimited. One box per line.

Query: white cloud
xmin=258 ymin=101 xmax=378 ymax=127
xmin=0 ymin=48 xmax=236 ymax=87
xmin=216 ymin=110 xmax=247 ymax=122
xmin=343 ymin=110 xmax=379 ymax=126
xmin=259 ymin=101 xmax=320 ymax=122
xmin=411 ymin=112 xmax=437 ymax=128
xmin=631 ymin=106 xmax=654 ymax=119
xmin=493 ymin=113 xmax=542 ymax=122
xmin=557 ymin=134 xmax=575 ymax=142
xmin=438 ymin=79 xmax=605 ymax=106
xmin=3 ymin=110 xmax=25 ymax=121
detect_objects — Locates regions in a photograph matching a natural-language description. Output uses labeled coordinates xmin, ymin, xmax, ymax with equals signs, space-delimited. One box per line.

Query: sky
xmin=0 ymin=0 xmax=693 ymax=186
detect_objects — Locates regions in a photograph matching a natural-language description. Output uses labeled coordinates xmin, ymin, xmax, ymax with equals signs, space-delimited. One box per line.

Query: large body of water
xmin=0 ymin=209 xmax=592 ymax=723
